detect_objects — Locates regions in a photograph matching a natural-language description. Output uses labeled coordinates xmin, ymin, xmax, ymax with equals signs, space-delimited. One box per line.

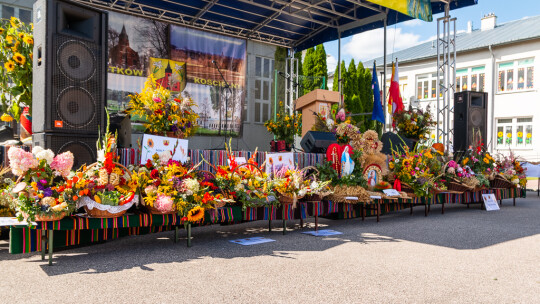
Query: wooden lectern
xmin=295 ymin=89 xmax=340 ymax=137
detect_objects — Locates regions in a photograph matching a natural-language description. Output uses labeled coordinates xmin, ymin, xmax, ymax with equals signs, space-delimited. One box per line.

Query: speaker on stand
xmin=32 ymin=0 xmax=107 ymax=164
xmin=453 ymin=91 xmax=488 ymax=153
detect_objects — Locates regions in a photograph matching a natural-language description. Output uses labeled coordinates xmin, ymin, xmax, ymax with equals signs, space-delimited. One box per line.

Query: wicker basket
xmin=82 ymin=162 xmax=134 ymax=218
xmin=489 ymin=174 xmax=516 ymax=189
xmin=300 ymin=166 xmax=332 ymax=202
xmin=445 ymin=177 xmax=475 ymax=193
xmin=23 ymin=212 xmax=66 ymax=222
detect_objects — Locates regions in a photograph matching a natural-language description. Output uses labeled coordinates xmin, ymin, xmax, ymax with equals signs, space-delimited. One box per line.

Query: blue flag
xmin=371 ymin=62 xmax=385 ymax=124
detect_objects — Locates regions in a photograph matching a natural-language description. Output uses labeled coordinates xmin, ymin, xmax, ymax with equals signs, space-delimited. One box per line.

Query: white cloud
xmin=326 ymin=54 xmax=337 ymax=73
xmin=402 ymin=19 xmax=423 ymax=27
xmin=343 ymin=27 xmax=422 ymax=62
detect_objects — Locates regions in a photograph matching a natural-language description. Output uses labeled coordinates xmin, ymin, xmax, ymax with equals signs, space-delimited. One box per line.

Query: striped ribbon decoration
xmin=328 ymin=201 xmax=339 ymax=214
xmin=243 ymin=207 xmax=257 ymax=222
xmin=264 ymin=205 xmax=277 ymax=220
xmin=299 ymin=203 xmax=307 ymax=219
xmin=283 ymin=204 xmax=294 ymax=220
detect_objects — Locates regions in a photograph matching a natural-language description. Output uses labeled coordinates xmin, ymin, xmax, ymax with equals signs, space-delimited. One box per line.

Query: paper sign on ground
xmin=141 ymin=134 xmax=189 ymax=164
xmin=265 ymin=152 xmax=294 ymax=175
xmin=482 ymin=194 xmax=500 ymax=211
xmin=383 ymin=189 xmax=401 ymax=196
xmin=302 ymin=229 xmax=343 ymax=237
xmin=229 ymin=237 xmax=276 ymax=246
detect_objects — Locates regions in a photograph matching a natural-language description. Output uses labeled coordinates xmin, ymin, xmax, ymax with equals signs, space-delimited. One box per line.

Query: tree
xmin=314 ymin=44 xmax=328 ymax=90
xmin=302 ymin=47 xmax=316 ymax=94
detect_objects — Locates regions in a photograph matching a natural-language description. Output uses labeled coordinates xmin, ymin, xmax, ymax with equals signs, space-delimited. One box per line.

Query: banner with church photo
xmin=106 ymin=11 xmax=169 ymax=113
xmin=149 ymin=58 xmax=187 ymax=93
xmin=170 ymin=26 xmax=246 ymax=137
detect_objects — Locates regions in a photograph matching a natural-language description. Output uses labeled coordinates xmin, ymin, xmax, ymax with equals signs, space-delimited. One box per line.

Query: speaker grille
xmin=56 ymin=139 xmax=95 ymax=169
xmin=57 ymin=40 xmax=96 ymax=81
xmin=470 ymin=108 xmax=483 ymax=127
xmin=57 ymin=86 xmax=96 ymax=127
xmin=51 ymin=34 xmax=103 ymax=132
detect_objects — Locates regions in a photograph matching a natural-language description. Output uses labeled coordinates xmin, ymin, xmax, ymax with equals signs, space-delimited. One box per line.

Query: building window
xmin=498 ymin=59 xmax=534 ymax=92
xmin=416 ymin=73 xmax=440 ymax=100
xmin=0 ymin=5 xmax=32 ymax=23
xmin=496 ymin=117 xmax=533 ymax=148
xmin=253 ymin=56 xmax=273 ymax=123
xmin=455 ymin=66 xmax=486 ymax=93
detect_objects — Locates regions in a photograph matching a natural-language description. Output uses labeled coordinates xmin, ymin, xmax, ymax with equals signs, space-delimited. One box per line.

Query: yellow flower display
xmin=497 ymin=131 xmax=503 ymax=138
xmin=517 ymin=131 xmax=523 ymax=138
xmin=127 ymin=75 xmax=199 ymax=137
xmin=264 ymin=101 xmax=302 ymax=144
xmin=22 ymin=35 xmax=33 ymax=45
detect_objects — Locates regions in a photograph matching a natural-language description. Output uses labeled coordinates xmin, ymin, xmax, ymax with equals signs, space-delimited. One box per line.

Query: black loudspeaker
xmin=32 ymin=0 xmax=107 ymax=134
xmin=453 ymin=91 xmax=488 ymax=152
xmin=381 ymin=132 xmax=415 ymax=155
xmin=300 ymin=131 xmax=337 ymax=153
xmin=33 ymin=133 xmax=97 ymax=169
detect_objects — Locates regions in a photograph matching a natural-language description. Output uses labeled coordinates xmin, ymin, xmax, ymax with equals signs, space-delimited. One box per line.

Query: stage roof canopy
xmin=76 ymin=0 xmax=477 ymax=51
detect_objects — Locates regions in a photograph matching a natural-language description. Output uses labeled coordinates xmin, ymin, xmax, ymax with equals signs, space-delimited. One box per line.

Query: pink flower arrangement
xmin=154 ymin=194 xmax=174 ymax=213
xmin=336 ymin=108 xmax=346 ymax=122
xmin=8 ymin=147 xmax=38 ymax=176
xmin=50 ymin=151 xmax=74 ymax=177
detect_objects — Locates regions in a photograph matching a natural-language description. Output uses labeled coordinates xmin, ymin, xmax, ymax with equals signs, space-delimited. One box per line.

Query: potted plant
xmin=264 ymin=101 xmax=302 ymax=151
xmin=127 ymin=75 xmax=199 ymax=138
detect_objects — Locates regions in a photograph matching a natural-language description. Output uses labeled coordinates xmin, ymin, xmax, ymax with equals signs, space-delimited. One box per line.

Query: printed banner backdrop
xmin=365 ymin=0 xmax=433 ymax=22
xmin=107 ymin=11 xmax=168 ymax=113
xmin=106 ymin=11 xmax=246 ymax=136
xmin=170 ymin=26 xmax=246 ymax=136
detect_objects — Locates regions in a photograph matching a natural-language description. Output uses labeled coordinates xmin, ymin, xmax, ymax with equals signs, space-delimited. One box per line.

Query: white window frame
xmin=496 ymin=117 xmax=533 ymax=149
xmin=455 ymin=66 xmax=486 ymax=93
xmin=253 ymin=56 xmax=273 ymax=124
xmin=0 ymin=4 xmax=32 ymax=23
xmin=416 ymin=73 xmax=441 ymax=100
xmin=497 ymin=58 xmax=535 ymax=93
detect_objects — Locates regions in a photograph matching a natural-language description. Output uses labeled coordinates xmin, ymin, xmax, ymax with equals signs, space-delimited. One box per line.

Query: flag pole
xmin=382 ymin=14 xmax=387 ymax=131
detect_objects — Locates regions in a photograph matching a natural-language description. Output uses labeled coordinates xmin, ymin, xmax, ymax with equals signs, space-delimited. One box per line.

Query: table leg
xmin=41 ymin=230 xmax=46 ymax=261
xmin=315 ymin=215 xmax=318 ymax=231
xmin=410 ymin=204 xmax=413 ymax=215
xmin=442 ymin=201 xmax=445 ymax=214
xmin=268 ymin=219 xmax=272 ymax=232
xmin=300 ymin=218 xmax=303 ymax=228
xmin=48 ymin=230 xmax=53 ymax=266
xmin=361 ymin=204 xmax=365 ymax=221
xmin=186 ymin=223 xmax=192 ymax=248
xmin=513 ymin=197 xmax=516 ymax=206
xmin=424 ymin=204 xmax=428 ymax=217
xmin=174 ymin=226 xmax=179 ymax=243
xmin=282 ymin=207 xmax=286 ymax=235
xmin=376 ymin=201 xmax=380 ymax=223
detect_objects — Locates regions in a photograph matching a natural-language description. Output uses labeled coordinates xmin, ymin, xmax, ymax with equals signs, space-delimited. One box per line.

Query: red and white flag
xmin=388 ymin=60 xmax=404 ymax=127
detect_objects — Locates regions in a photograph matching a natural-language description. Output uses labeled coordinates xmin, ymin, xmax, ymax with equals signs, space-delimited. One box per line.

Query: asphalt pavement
xmin=1 ymin=195 xmax=539 ymax=303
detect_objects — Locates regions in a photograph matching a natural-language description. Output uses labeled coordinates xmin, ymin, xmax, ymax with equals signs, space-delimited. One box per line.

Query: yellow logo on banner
xmin=149 ymin=58 xmax=187 ymax=93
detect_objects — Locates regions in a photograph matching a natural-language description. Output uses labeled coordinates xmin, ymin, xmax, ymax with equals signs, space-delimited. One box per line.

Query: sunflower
xmin=13 ymin=53 xmax=26 ymax=65
xmin=187 ymin=206 xmax=205 ymax=222
xmin=0 ymin=28 xmax=4 ymax=34
xmin=18 ymin=32 xmax=25 ymax=39
xmin=5 ymin=35 xmax=15 ymax=45
xmin=10 ymin=17 xmax=19 ymax=28
xmin=23 ymin=35 xmax=33 ymax=45
xmin=4 ymin=61 xmax=15 ymax=72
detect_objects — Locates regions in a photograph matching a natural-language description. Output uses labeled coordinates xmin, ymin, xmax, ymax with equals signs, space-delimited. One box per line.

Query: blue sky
xmin=324 ymin=0 xmax=540 ymax=71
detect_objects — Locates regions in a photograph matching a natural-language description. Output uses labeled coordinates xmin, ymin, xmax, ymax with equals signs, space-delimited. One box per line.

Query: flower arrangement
xmin=4 ymin=147 xmax=77 ymax=224
xmin=133 ymin=150 xmax=221 ymax=219
xmin=389 ymin=146 xmax=446 ymax=197
xmin=496 ymin=152 xmax=527 ymax=187
xmin=316 ymin=150 xmax=367 ymax=187
xmin=264 ymin=101 xmax=302 ymax=144
xmin=311 ymin=107 xmax=358 ymax=144
xmin=0 ymin=17 xmax=33 ymax=121
xmin=273 ymin=166 xmax=309 ymax=204
xmin=460 ymin=141 xmax=496 ymax=177
xmin=75 ymin=129 xmax=137 ymax=216
xmin=128 ymin=75 xmax=198 ymax=138
xmin=334 ymin=120 xmax=360 ymax=144
xmin=211 ymin=143 xmax=273 ymax=209
xmin=393 ymin=105 xmax=435 ymax=140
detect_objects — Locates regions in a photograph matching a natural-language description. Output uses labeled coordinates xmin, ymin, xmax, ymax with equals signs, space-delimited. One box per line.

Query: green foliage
xmin=302 ymin=44 xmax=328 ymax=94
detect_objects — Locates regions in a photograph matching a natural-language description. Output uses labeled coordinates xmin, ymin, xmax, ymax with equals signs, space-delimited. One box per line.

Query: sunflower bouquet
xmin=393 ymin=105 xmax=435 ymax=140
xmin=128 ymin=75 xmax=199 ymax=138
xmin=264 ymin=101 xmax=302 ymax=145
xmin=389 ymin=146 xmax=446 ymax=197
xmin=4 ymin=146 xmax=77 ymax=224
xmin=0 ymin=17 xmax=33 ymax=121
